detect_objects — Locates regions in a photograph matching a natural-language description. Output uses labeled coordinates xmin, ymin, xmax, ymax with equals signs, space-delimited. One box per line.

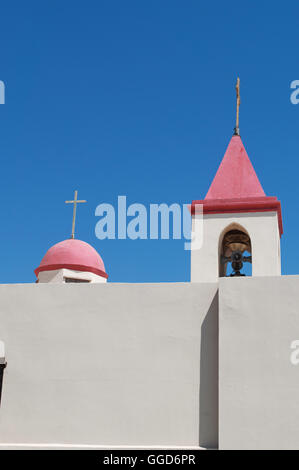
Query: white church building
xmin=0 ymin=121 xmax=298 ymax=450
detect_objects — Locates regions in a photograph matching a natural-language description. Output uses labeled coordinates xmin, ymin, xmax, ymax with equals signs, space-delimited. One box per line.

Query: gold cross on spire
xmin=65 ymin=190 xmax=87 ymax=239
xmin=234 ymin=77 xmax=241 ymax=136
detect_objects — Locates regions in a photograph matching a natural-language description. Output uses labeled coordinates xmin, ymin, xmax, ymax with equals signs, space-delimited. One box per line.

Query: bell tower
xmin=191 ymin=80 xmax=282 ymax=282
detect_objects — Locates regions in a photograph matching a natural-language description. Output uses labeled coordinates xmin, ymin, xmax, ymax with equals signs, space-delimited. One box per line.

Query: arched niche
xmin=218 ymin=223 xmax=252 ymax=277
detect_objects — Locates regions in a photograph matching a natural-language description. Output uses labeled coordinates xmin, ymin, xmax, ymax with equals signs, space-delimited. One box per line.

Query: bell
xmin=222 ymin=229 xmax=251 ymax=257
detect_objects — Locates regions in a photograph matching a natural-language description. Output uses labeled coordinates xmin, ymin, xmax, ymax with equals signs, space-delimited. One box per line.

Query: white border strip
xmin=0 ymin=443 xmax=205 ymax=450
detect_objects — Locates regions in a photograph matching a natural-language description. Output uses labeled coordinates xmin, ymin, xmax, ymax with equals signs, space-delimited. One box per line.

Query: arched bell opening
xmin=219 ymin=224 xmax=252 ymax=277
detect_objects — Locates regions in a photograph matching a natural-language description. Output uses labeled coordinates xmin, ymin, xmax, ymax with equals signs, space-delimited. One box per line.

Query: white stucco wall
xmin=219 ymin=275 xmax=299 ymax=450
xmin=191 ymin=211 xmax=281 ymax=282
xmin=1 ymin=275 xmax=299 ymax=449
xmin=0 ymin=341 xmax=5 ymax=364
xmin=0 ymin=282 xmax=218 ymax=449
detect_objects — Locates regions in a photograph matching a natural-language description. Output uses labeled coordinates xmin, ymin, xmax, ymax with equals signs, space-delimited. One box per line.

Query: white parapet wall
xmin=0 ymin=341 xmax=5 ymax=365
xmin=0 ymin=282 xmax=218 ymax=449
xmin=219 ymin=275 xmax=299 ymax=450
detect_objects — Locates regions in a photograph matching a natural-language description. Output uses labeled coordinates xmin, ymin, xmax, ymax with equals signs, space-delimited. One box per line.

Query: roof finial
xmin=234 ymin=77 xmax=241 ymax=136
xmin=65 ymin=190 xmax=87 ymax=239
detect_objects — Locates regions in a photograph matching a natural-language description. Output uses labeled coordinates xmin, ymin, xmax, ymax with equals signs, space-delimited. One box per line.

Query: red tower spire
xmin=191 ymin=136 xmax=283 ymax=235
xmin=205 ymin=135 xmax=265 ymax=200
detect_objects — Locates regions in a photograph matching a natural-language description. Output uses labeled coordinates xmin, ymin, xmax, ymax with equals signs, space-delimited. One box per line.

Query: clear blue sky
xmin=0 ymin=1 xmax=298 ymax=283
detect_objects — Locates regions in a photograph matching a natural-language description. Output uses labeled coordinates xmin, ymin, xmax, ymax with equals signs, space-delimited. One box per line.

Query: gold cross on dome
xmin=65 ymin=190 xmax=87 ymax=239
xmin=234 ymin=77 xmax=241 ymax=135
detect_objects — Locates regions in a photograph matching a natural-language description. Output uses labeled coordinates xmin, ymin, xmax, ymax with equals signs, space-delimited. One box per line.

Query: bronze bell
xmin=222 ymin=229 xmax=251 ymax=257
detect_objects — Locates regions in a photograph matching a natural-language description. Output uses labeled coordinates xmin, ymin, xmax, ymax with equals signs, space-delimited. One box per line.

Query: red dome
xmin=35 ymin=239 xmax=108 ymax=279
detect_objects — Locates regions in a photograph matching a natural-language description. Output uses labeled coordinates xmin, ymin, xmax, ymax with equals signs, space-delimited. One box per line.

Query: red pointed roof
xmin=191 ymin=134 xmax=283 ymax=236
xmin=205 ymin=135 xmax=265 ymax=199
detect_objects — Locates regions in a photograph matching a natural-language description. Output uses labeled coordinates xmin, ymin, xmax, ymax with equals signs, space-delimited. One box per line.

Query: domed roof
xmin=35 ymin=239 xmax=108 ymax=279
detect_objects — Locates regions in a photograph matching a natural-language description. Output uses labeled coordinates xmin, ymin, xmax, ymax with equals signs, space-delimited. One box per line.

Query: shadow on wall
xmin=199 ymin=292 xmax=219 ymax=449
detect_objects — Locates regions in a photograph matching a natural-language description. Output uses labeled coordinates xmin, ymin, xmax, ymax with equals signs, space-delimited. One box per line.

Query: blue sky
xmin=0 ymin=1 xmax=298 ymax=283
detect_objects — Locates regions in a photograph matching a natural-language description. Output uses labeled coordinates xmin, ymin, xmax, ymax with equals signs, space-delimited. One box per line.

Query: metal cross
xmin=65 ymin=190 xmax=87 ymax=239
xmin=234 ymin=77 xmax=241 ymax=135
